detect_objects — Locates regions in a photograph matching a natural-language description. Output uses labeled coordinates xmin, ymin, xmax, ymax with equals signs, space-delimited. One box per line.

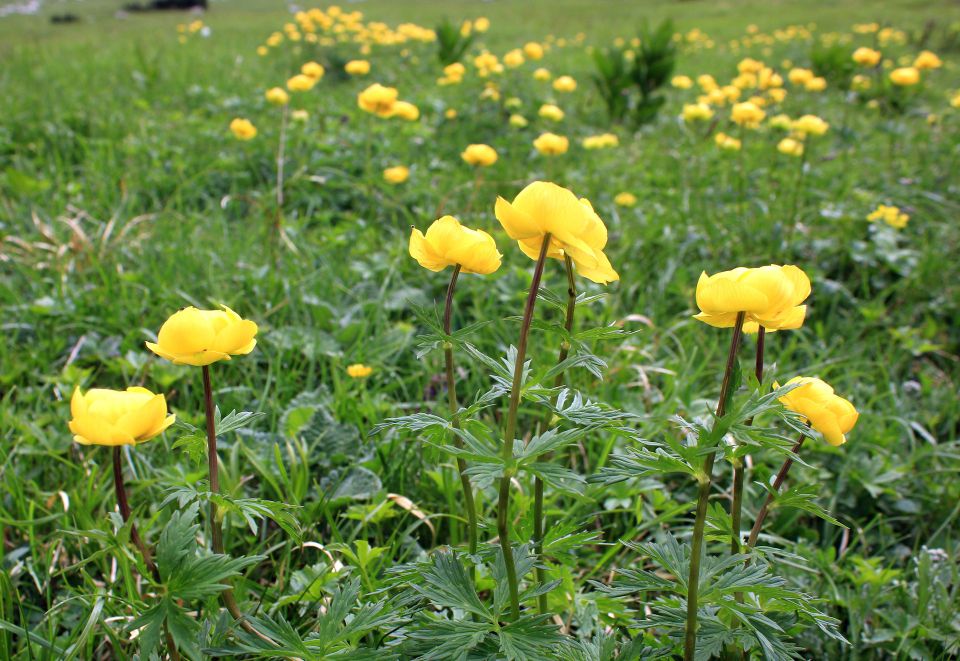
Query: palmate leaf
xmin=159 ymin=486 xmax=302 ymax=541
xmin=410 ymin=550 xmax=493 ymax=620
xmin=492 ymin=544 xmax=538 ymax=614
xmin=518 ymin=428 xmax=586 ymax=462
xmin=498 ymin=614 xmax=569 ymax=661
xmin=547 ymin=389 xmax=640 ymax=428
xmin=541 ymin=349 xmax=607 ymax=381
xmin=542 ymin=520 xmax=603 ymax=557
xmin=764 ymin=483 xmax=846 ymax=529
xmin=525 ymin=462 xmax=586 ymax=495
xmin=405 ymin=618 xmax=490 ymax=660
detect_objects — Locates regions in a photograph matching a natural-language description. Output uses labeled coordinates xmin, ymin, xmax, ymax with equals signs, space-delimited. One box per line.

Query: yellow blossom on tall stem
xmin=287 ymin=74 xmax=315 ymax=92
xmin=358 ymin=83 xmax=399 ymax=116
xmin=383 ymin=165 xmax=409 ymax=184
xmin=346 ymin=363 xmax=374 ymax=378
xmin=552 ymin=75 xmax=577 ymax=92
xmin=345 ymin=59 xmax=371 ymax=75
xmin=853 ymin=47 xmax=882 ymax=67
xmin=146 ymin=306 xmax=265 ymax=640
xmin=745 ymin=377 xmax=858 ymax=549
xmin=230 ymin=118 xmax=257 ymax=140
xmin=409 ymin=215 xmax=500 ymax=587
xmin=533 ymin=132 xmax=569 ymax=155
xmin=890 ymin=67 xmax=920 ymax=86
xmin=694 ymin=265 xmax=810 ymax=333
xmin=265 ymin=87 xmax=290 ymax=106
xmin=460 ymin=144 xmax=498 ymax=167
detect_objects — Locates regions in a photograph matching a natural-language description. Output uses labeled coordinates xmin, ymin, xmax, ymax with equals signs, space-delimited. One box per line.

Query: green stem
xmin=498 ymin=233 xmax=552 ymax=622
xmin=112 ymin=448 xmax=181 ymax=661
xmin=746 ymin=432 xmax=806 ymax=549
xmin=202 ymin=366 xmax=273 ymax=644
xmin=533 ymin=254 xmax=576 ymax=615
xmin=443 ymin=265 xmax=479 ymax=578
xmin=684 ymin=311 xmax=745 ymax=661
xmin=730 ymin=326 xmax=765 ymax=556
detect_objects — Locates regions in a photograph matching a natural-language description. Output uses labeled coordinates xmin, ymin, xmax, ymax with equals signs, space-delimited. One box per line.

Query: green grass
xmin=1 ymin=0 xmax=959 ymax=658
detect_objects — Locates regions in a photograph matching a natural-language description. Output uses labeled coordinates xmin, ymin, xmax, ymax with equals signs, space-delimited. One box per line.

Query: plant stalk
xmin=746 ymin=432 xmax=806 ymax=549
xmin=684 ymin=311 xmax=745 ymax=661
xmin=497 ymin=233 xmax=552 ymax=622
xmin=443 ymin=265 xmax=479 ymax=577
xmin=730 ymin=326 xmax=765 ymax=556
xmin=533 ymin=254 xmax=576 ymax=615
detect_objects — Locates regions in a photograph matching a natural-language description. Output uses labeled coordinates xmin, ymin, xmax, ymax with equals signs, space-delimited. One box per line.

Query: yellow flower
xmin=805 ymin=76 xmax=827 ymax=91
xmin=852 ymin=47 xmax=882 ymax=67
xmin=777 ymin=137 xmax=804 ymax=157
xmin=523 ymin=42 xmax=544 ymax=60
xmin=538 ymin=104 xmax=565 ymax=122
xmin=510 ymin=114 xmax=529 ymax=128
xmin=408 ymin=215 xmax=502 ymax=274
xmin=714 ymin=132 xmax=741 ymax=151
xmin=769 ymin=113 xmax=792 ymax=130
xmin=256 ymin=45 xmax=268 ymax=56
xmin=146 ymin=306 xmax=258 ymax=366
xmin=698 ymin=74 xmax=718 ymax=91
xmin=951 ymin=91 xmax=960 ymax=109
xmin=504 ymin=49 xmax=525 ymax=68
xmin=694 ymin=265 xmax=811 ymax=333
xmin=69 ymin=386 xmax=176 ymax=446
xmin=867 ymin=204 xmax=909 ymax=229
xmin=505 ymin=97 xmax=523 ymax=109
xmin=287 ymin=74 xmax=315 ymax=92
xmin=913 ymin=50 xmax=942 ymax=70
xmin=461 ymin=143 xmax=498 ymax=167
xmin=533 ymin=132 xmax=569 ymax=155
xmin=474 ymin=17 xmax=490 ymax=33
xmin=391 ymin=100 xmax=420 ymax=121
xmin=345 ymin=59 xmax=371 ymax=75
xmin=383 ymin=165 xmax=409 ymax=184
xmin=776 ymin=377 xmax=858 ymax=446
xmin=614 ymin=192 xmax=637 ymax=207
xmin=553 ymin=75 xmax=577 ymax=92
xmin=671 ymin=75 xmax=693 ymax=89
xmin=346 ymin=364 xmax=373 ymax=378
xmin=788 ymin=68 xmax=813 ymax=85
xmin=582 ymin=133 xmax=619 ymax=149
xmin=682 ymin=103 xmax=714 ymax=122
xmin=291 ymin=109 xmax=309 ymax=121
xmin=731 ymin=101 xmax=765 ymax=127
xmin=495 ymin=180 xmax=619 ymax=284
xmin=301 ymin=61 xmax=325 ymax=80
xmin=851 ymin=74 xmax=872 ymax=91
xmin=767 ymin=87 xmax=787 ymax=103
xmin=890 ymin=66 xmax=920 ymax=86
xmin=791 ymin=114 xmax=829 ymax=136
xmin=533 ymin=67 xmax=551 ymax=81
xmin=445 ymin=108 xmax=458 ymax=119
xmin=358 ymin=83 xmax=399 ymax=116
xmin=229 ymin=118 xmax=257 ymax=140
xmin=265 ymin=87 xmax=290 ymax=106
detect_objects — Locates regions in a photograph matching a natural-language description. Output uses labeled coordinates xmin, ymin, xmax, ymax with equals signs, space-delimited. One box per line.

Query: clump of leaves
xmin=435 ymin=18 xmax=474 ymax=66
xmin=810 ymin=41 xmax=855 ymax=88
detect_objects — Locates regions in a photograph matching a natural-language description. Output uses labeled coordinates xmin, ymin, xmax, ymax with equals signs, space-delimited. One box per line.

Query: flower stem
xmin=533 ymin=254 xmax=576 ymax=615
xmin=746 ymin=432 xmax=806 ymax=549
xmin=443 ymin=265 xmax=479 ymax=578
xmin=202 ymin=366 xmax=273 ymax=643
xmin=112 ymin=447 xmax=180 ymax=661
xmin=498 ymin=233 xmax=552 ymax=622
xmin=684 ymin=311 xmax=745 ymax=661
xmin=730 ymin=326 xmax=765 ymax=556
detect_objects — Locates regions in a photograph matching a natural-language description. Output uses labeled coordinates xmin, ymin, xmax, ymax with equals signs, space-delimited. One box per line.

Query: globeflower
xmin=682 ymin=103 xmax=714 ymax=122
xmin=787 ymin=67 xmax=813 ymax=85
xmin=229 ymin=118 xmax=257 ymax=140
xmin=408 ymin=215 xmax=502 ymax=274
xmin=301 ymin=61 xmax=325 ymax=80
xmin=523 ymin=42 xmax=544 ymax=60
xmin=867 ymin=204 xmax=909 ymax=229
xmin=503 ymin=49 xmax=525 ymax=68
xmin=69 ymin=387 xmax=175 ymax=446
xmin=287 ymin=74 xmax=316 ymax=92
xmin=582 ymin=133 xmax=619 ymax=149
xmin=533 ymin=67 xmax=551 ymax=81
xmin=805 ymin=76 xmax=827 ymax=91
xmin=510 ymin=114 xmax=529 ymax=128
xmin=777 ymin=137 xmax=804 ymax=157
xmin=890 ymin=66 xmax=920 ymax=86
xmin=614 ymin=192 xmax=637 ymax=207
xmin=383 ymin=165 xmax=410 ymax=184
xmin=538 ymin=104 xmax=565 ymax=122
xmin=533 ymin=132 xmax=569 ymax=155
xmin=776 ymin=377 xmax=858 ymax=446
xmin=358 ymin=83 xmax=399 ymax=116
xmin=474 ymin=16 xmax=490 ymax=33
xmin=495 ymin=180 xmax=619 ymax=284
xmin=913 ymin=50 xmax=942 ymax=70
xmin=346 ymin=364 xmax=374 ymax=378
xmin=769 ymin=113 xmax=792 ymax=130
xmin=265 ymin=87 xmax=290 ymax=106
xmin=791 ymin=114 xmax=829 ymax=136
xmin=694 ymin=265 xmax=811 ymax=333
xmin=553 ymin=75 xmax=577 ymax=92
xmin=731 ymin=101 xmax=765 ymax=127
xmin=146 ymin=306 xmax=258 ymax=366
xmin=391 ymin=100 xmax=420 ymax=121
xmin=345 ymin=59 xmax=371 ymax=75
xmin=714 ymin=132 xmax=741 ymax=151
xmin=852 ymin=47 xmax=882 ymax=67
xmin=671 ymin=75 xmax=693 ymax=89
xmin=461 ymin=143 xmax=498 ymax=167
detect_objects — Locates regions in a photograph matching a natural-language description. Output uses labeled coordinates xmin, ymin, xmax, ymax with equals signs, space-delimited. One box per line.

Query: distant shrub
xmin=435 ymin=18 xmax=474 ymax=66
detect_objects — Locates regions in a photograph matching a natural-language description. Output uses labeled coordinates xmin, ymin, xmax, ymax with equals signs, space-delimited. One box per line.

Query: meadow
xmin=1 ymin=0 xmax=960 ymax=658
